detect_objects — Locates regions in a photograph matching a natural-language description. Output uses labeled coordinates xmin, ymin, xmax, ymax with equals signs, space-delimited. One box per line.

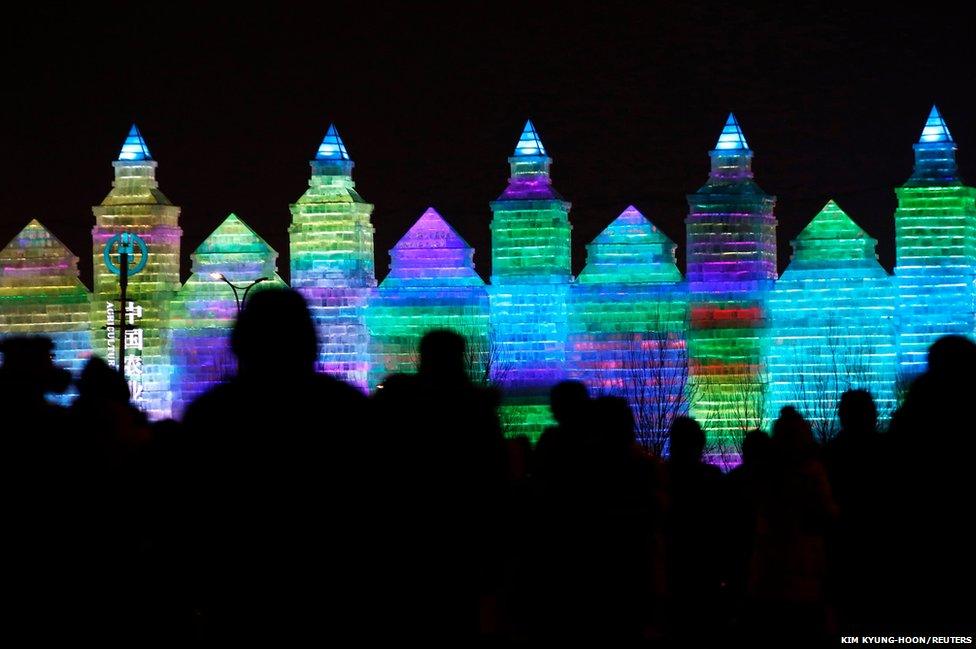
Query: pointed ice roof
xmin=714 ymin=113 xmax=749 ymax=151
xmin=193 ymin=213 xmax=276 ymax=256
xmin=513 ymin=119 xmax=547 ymax=157
xmin=393 ymin=207 xmax=471 ymax=250
xmin=382 ymin=207 xmax=484 ymax=287
xmin=316 ymin=124 xmax=350 ymax=161
xmin=591 ymin=205 xmax=675 ymax=247
xmin=919 ymin=105 xmax=953 ymax=144
xmin=791 ymin=200 xmax=877 ymax=263
xmin=118 ymin=124 xmax=152 ymax=161
xmin=578 ymin=206 xmax=681 ymax=284
xmin=0 ymin=219 xmax=83 ymax=285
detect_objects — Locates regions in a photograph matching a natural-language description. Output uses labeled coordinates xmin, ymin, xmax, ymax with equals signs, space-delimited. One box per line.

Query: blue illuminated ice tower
xmin=893 ymin=106 xmax=976 ymax=377
xmin=289 ymin=124 xmax=376 ymax=390
xmin=489 ymin=120 xmax=573 ymax=439
xmin=686 ymin=114 xmax=777 ymax=460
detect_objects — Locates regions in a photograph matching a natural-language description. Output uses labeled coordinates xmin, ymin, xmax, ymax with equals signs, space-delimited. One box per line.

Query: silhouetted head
xmin=77 ymin=356 xmax=130 ymax=403
xmin=927 ymin=335 xmax=976 ymax=381
xmin=838 ymin=389 xmax=877 ymax=436
xmin=669 ymin=416 xmax=706 ymax=464
xmin=231 ymin=289 xmax=318 ymax=377
xmin=592 ymin=396 xmax=635 ymax=449
xmin=549 ymin=380 xmax=589 ymax=426
xmin=772 ymin=406 xmax=815 ymax=461
xmin=0 ymin=336 xmax=71 ymax=396
xmin=418 ymin=329 xmax=467 ymax=383
xmin=741 ymin=428 xmax=771 ymax=467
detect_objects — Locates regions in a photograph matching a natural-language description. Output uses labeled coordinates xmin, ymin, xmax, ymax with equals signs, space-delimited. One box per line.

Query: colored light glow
xmin=170 ymin=213 xmax=286 ymax=416
xmin=919 ymin=105 xmax=953 ymax=144
xmin=768 ymin=201 xmax=897 ymax=433
xmin=118 ymin=124 xmax=152 ymax=161
xmin=316 ymin=123 xmax=351 ymax=161
xmin=714 ymin=113 xmax=749 ymax=150
xmin=514 ymin=119 xmax=547 ymax=157
xmin=92 ymin=125 xmax=181 ymax=419
xmin=894 ymin=107 xmax=976 ymax=376
xmin=290 ymin=125 xmax=375 ymax=391
xmin=367 ymin=207 xmax=489 ymax=388
xmin=490 ymin=121 xmax=571 ymax=441
xmin=0 ymin=220 xmax=92 ymax=404
xmin=570 ymin=207 xmax=688 ymax=449
xmin=687 ymin=115 xmax=776 ymax=461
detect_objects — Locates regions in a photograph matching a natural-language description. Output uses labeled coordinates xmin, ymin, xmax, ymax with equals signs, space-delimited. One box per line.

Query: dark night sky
xmin=2 ymin=2 xmax=973 ymax=285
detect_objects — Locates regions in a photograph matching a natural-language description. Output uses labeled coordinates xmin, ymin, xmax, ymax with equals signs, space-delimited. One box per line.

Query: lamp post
xmin=211 ymin=273 xmax=271 ymax=314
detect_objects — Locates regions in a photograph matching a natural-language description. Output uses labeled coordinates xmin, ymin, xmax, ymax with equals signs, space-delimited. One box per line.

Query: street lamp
xmin=211 ymin=273 xmax=271 ymax=314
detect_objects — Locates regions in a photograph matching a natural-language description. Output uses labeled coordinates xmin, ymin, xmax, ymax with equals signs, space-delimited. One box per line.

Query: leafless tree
xmin=592 ymin=298 xmax=695 ymax=456
xmin=787 ymin=323 xmax=879 ymax=444
xmin=699 ymin=368 xmax=770 ymax=470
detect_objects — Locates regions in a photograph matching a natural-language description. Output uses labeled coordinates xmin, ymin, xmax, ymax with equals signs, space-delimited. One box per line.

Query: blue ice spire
xmin=919 ymin=105 xmax=953 ymax=144
xmin=714 ymin=113 xmax=749 ymax=150
xmin=316 ymin=124 xmax=350 ymax=161
xmin=513 ymin=119 xmax=547 ymax=157
xmin=118 ymin=124 xmax=152 ymax=161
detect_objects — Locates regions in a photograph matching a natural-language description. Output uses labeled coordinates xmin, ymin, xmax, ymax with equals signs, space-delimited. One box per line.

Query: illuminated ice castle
xmin=1 ymin=109 xmax=973 ymax=451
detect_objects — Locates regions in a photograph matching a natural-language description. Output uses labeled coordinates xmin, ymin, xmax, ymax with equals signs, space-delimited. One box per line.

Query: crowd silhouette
xmin=1 ymin=288 xmax=973 ymax=644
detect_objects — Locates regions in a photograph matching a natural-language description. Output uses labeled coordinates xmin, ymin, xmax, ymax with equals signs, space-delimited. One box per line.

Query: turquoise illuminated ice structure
xmin=366 ymin=207 xmax=489 ymax=389
xmin=488 ymin=120 xmax=573 ymax=440
xmin=768 ymin=201 xmax=897 ymax=434
xmin=170 ymin=214 xmax=286 ymax=416
xmin=0 ymin=110 xmax=973 ymax=440
xmin=894 ymin=106 xmax=976 ymax=377
xmin=569 ymin=206 xmax=687 ymax=452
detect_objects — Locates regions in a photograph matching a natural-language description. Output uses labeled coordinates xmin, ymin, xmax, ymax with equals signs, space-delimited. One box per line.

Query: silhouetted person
xmin=747 ymin=407 xmax=836 ymax=646
xmin=371 ymin=328 xmax=506 ymax=643
xmin=883 ymin=335 xmax=976 ymax=632
xmin=723 ymin=428 xmax=771 ymax=632
xmin=67 ymin=357 xmax=156 ymax=636
xmin=665 ymin=416 xmax=723 ymax=643
xmin=175 ymin=289 xmax=370 ymax=642
xmin=0 ymin=336 xmax=75 ymax=637
xmin=533 ymin=380 xmax=590 ymax=488
xmin=822 ymin=389 xmax=885 ymax=630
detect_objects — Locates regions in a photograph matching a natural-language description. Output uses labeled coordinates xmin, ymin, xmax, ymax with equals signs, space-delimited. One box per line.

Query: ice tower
xmin=92 ymin=125 xmax=182 ymax=419
xmin=489 ymin=120 xmax=573 ymax=440
xmin=289 ymin=124 xmax=376 ymax=390
xmin=686 ymin=114 xmax=777 ymax=457
xmin=894 ymin=106 xmax=976 ymax=376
